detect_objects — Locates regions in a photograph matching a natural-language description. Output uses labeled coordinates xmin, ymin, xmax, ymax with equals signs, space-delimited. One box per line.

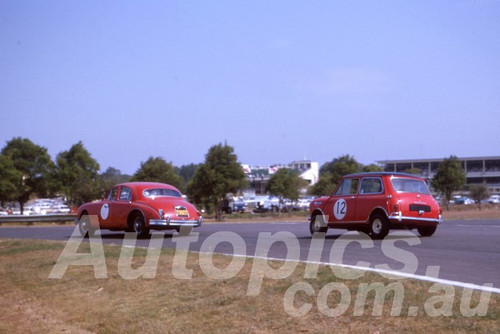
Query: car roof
xmin=343 ymin=172 xmax=422 ymax=178
xmin=115 ymin=182 xmax=180 ymax=191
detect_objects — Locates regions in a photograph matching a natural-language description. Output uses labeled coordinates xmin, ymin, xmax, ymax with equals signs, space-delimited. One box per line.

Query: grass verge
xmin=0 ymin=238 xmax=499 ymax=333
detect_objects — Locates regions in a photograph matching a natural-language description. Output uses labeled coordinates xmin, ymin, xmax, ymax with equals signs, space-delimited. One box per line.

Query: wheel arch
xmin=78 ymin=210 xmax=99 ymax=229
xmin=311 ymin=208 xmax=326 ymax=221
xmin=368 ymin=207 xmax=389 ymax=222
xmin=127 ymin=209 xmax=145 ymax=229
xmin=78 ymin=209 xmax=89 ymax=219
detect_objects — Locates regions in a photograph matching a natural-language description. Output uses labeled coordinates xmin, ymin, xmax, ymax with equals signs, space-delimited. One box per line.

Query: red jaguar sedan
xmin=76 ymin=182 xmax=202 ymax=238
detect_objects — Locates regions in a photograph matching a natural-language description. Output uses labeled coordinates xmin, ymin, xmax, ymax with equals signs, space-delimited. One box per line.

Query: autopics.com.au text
xmin=49 ymin=221 xmax=494 ymax=318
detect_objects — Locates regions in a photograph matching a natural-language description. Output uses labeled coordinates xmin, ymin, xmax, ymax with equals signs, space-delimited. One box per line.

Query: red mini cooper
xmin=309 ymin=172 xmax=442 ymax=239
xmin=76 ymin=182 xmax=202 ymax=238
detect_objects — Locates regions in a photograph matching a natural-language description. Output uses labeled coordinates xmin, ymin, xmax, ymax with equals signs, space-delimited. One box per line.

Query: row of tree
xmin=431 ymin=156 xmax=491 ymax=210
xmin=0 ymin=137 xmax=471 ymax=219
xmin=0 ymin=138 xmax=249 ymax=219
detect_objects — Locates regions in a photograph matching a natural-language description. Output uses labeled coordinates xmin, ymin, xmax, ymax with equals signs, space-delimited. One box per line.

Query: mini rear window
xmin=391 ymin=178 xmax=430 ymax=195
xmin=143 ymin=188 xmax=182 ymax=198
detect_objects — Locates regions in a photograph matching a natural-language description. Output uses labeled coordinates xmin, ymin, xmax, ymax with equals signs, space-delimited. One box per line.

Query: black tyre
xmin=417 ymin=225 xmax=437 ymax=237
xmin=369 ymin=213 xmax=389 ymax=240
xmin=132 ymin=213 xmax=150 ymax=239
xmin=78 ymin=214 xmax=95 ymax=238
xmin=309 ymin=214 xmax=328 ymax=235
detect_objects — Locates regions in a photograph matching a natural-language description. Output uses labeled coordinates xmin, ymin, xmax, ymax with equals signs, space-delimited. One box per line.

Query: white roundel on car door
xmin=100 ymin=203 xmax=110 ymax=220
xmin=333 ymin=199 xmax=347 ymax=220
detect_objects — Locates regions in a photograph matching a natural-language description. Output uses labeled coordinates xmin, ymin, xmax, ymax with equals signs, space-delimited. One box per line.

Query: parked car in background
xmin=453 ymin=196 xmax=475 ymax=205
xmin=52 ymin=204 xmax=71 ymax=214
xmin=309 ymin=172 xmax=442 ymax=239
xmin=489 ymin=195 xmax=500 ymax=204
xmin=233 ymin=200 xmax=246 ymax=213
xmin=221 ymin=199 xmax=247 ymax=214
xmin=297 ymin=198 xmax=312 ymax=211
xmin=11 ymin=206 xmax=33 ymax=215
xmin=76 ymin=182 xmax=202 ymax=238
xmin=253 ymin=196 xmax=280 ymax=213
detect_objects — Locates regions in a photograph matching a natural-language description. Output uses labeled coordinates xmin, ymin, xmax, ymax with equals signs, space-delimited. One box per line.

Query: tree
xmin=362 ymin=164 xmax=383 ymax=172
xmin=265 ymin=168 xmax=307 ymax=214
xmin=187 ymin=143 xmax=247 ymax=221
xmin=309 ymin=155 xmax=362 ymax=196
xmin=309 ymin=174 xmax=335 ymax=197
xmin=0 ymin=137 xmax=55 ymax=213
xmin=469 ymin=184 xmax=489 ymax=210
xmin=404 ymin=167 xmax=422 ymax=175
xmin=175 ymin=163 xmax=201 ymax=189
xmin=431 ymin=156 xmax=466 ymax=210
xmin=186 ymin=163 xmax=215 ymax=214
xmin=0 ymin=154 xmax=22 ymax=206
xmin=131 ymin=157 xmax=183 ymax=190
xmin=100 ymin=167 xmax=131 ymax=195
xmin=55 ymin=141 xmax=101 ymax=205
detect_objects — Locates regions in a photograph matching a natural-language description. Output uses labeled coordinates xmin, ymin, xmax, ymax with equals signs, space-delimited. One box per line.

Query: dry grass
xmin=0 ymin=239 xmax=499 ymax=333
xmin=442 ymin=205 xmax=500 ymax=221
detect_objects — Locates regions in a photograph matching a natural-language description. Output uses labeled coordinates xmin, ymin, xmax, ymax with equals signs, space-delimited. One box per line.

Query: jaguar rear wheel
xmin=133 ymin=213 xmax=150 ymax=239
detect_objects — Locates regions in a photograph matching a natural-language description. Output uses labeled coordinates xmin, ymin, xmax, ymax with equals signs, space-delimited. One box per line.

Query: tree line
xmin=0 ymin=138 xmax=247 ymax=219
xmin=0 ymin=137 xmax=470 ymax=218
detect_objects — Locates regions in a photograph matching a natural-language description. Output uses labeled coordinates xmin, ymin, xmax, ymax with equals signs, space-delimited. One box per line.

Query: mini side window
xmin=360 ymin=178 xmax=383 ymax=194
xmin=335 ymin=178 xmax=359 ymax=196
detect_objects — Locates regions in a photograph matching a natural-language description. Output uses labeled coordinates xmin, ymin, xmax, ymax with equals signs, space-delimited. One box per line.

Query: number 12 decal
xmin=333 ymin=199 xmax=347 ymax=220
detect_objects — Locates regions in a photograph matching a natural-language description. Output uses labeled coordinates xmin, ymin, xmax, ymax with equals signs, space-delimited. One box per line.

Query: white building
xmin=242 ymin=160 xmax=319 ymax=195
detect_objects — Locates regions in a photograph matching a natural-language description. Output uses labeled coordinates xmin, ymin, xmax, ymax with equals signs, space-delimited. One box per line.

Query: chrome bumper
xmin=149 ymin=217 xmax=203 ymax=227
xmin=389 ymin=212 xmax=442 ymax=224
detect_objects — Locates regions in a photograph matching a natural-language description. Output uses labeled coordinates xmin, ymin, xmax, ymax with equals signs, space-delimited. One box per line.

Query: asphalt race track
xmin=1 ymin=219 xmax=499 ymax=291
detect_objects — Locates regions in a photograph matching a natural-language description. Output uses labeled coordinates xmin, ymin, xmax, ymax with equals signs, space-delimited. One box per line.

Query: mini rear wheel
xmin=417 ymin=225 xmax=437 ymax=237
xmin=369 ymin=213 xmax=389 ymax=240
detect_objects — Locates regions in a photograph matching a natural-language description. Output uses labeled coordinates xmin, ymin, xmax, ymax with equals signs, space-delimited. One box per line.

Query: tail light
xmin=393 ymin=202 xmax=401 ymax=213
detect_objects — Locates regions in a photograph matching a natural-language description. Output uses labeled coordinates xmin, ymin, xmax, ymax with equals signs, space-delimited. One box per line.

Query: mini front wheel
xmin=309 ymin=214 xmax=328 ymax=235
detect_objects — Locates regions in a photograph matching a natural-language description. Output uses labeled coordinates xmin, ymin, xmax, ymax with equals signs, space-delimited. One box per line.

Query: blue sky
xmin=1 ymin=1 xmax=499 ymax=175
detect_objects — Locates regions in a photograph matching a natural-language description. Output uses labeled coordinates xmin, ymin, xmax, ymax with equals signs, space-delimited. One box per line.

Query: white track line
xmin=228 ymin=252 xmax=500 ymax=294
